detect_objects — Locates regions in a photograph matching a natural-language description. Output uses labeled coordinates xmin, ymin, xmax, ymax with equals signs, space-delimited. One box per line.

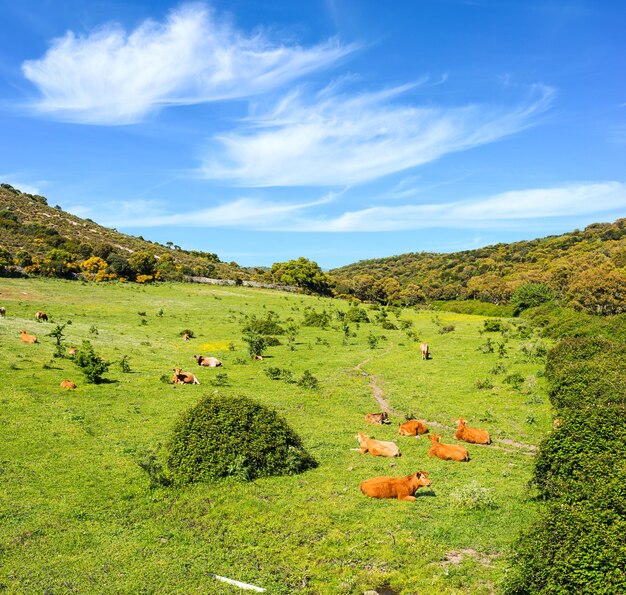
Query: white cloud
xmin=201 ymin=83 xmax=554 ymax=186
xmin=89 ymin=181 xmax=626 ymax=233
xmin=22 ymin=3 xmax=354 ymax=124
xmin=94 ymin=190 xmax=339 ymax=228
xmin=291 ymin=181 xmax=626 ymax=231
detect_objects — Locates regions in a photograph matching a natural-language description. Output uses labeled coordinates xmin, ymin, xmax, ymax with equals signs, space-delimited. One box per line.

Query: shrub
xmin=119 ymin=355 xmax=132 ymax=373
xmin=242 ymin=332 xmax=266 ymax=358
xmin=483 ymin=319 xmax=503 ymax=332
xmin=242 ymin=312 xmax=285 ymax=335
xmin=510 ymin=283 xmax=554 ymax=316
xmin=74 ymin=340 xmax=111 ymax=384
xmin=302 ymin=308 xmax=331 ymax=328
xmin=167 ymin=394 xmax=317 ymax=483
xmin=439 ymin=324 xmax=455 ymax=334
xmin=345 ymin=305 xmax=369 ymax=323
xmin=180 ymin=329 xmax=195 ymax=339
xmin=297 ymin=370 xmax=319 ymax=390
xmin=475 ymin=378 xmax=494 ymax=390
xmin=450 ymin=481 xmax=496 ymax=510
xmin=504 ymin=372 xmax=525 ymax=390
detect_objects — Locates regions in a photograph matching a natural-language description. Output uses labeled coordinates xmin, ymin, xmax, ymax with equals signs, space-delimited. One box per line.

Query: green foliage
xmin=510 ymin=283 xmax=555 ymax=315
xmin=269 ymin=256 xmax=333 ymax=295
xmin=297 ymin=370 xmax=319 ymax=390
xmin=367 ymin=332 xmax=379 ymax=349
xmin=483 ymin=319 xmax=503 ymax=332
xmin=507 ymin=333 xmax=626 ymax=594
xmin=119 ymin=355 xmax=132 ymax=373
xmin=73 ymin=340 xmax=111 ymax=384
xmin=242 ymin=332 xmax=266 ymax=358
xmin=47 ymin=323 xmax=67 ymax=358
xmin=449 ymin=481 xmax=496 ymax=510
xmin=302 ymin=307 xmax=331 ymax=328
xmin=344 ymin=305 xmax=369 ymax=323
xmin=166 ymin=394 xmax=317 ymax=483
xmin=242 ymin=312 xmax=285 ymax=335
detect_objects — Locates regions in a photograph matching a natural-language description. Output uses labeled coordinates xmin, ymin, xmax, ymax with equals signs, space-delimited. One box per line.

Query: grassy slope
xmin=0 ymin=279 xmax=551 ymax=594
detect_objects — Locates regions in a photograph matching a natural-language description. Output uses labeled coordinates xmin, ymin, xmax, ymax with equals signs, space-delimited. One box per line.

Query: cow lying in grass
xmin=20 ymin=329 xmax=37 ymax=343
xmin=398 ymin=419 xmax=429 ymax=436
xmin=428 ymin=434 xmax=469 ymax=461
xmin=356 ymin=433 xmax=400 ymax=457
xmin=454 ymin=418 xmax=491 ymax=444
xmin=365 ymin=411 xmax=389 ymax=424
xmin=194 ymin=355 xmax=222 ymax=367
xmin=360 ymin=471 xmax=431 ymax=501
xmin=60 ymin=380 xmax=77 ymax=389
xmin=172 ymin=367 xmax=200 ymax=384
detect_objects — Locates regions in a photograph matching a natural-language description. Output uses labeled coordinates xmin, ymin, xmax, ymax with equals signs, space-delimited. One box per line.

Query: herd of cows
xmin=358 ymin=344 xmax=492 ymax=502
xmin=13 ymin=308 xmax=493 ymax=502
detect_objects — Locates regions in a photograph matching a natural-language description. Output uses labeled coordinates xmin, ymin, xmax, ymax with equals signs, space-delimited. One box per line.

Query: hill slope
xmin=0 ymin=183 xmax=250 ymax=282
xmin=331 ymin=219 xmax=626 ymax=313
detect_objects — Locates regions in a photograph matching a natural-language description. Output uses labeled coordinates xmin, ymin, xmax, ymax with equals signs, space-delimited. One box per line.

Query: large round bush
xmin=167 ymin=394 xmax=317 ymax=483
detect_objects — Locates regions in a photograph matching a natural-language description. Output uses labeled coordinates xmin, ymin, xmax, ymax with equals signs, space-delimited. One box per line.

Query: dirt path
xmin=354 ymin=350 xmax=397 ymax=414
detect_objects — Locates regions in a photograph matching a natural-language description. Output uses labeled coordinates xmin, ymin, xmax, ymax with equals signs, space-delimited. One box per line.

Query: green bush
xmin=344 ymin=305 xmax=369 ymax=323
xmin=242 ymin=312 xmax=285 ymax=335
xmin=167 ymin=394 xmax=317 ymax=483
xmin=510 ymin=283 xmax=554 ymax=316
xmin=483 ymin=319 xmax=503 ymax=332
xmin=302 ymin=308 xmax=331 ymax=328
xmin=74 ymin=340 xmax=111 ymax=384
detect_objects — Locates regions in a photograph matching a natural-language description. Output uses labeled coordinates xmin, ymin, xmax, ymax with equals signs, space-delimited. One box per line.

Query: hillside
xmin=331 ymin=219 xmax=626 ymax=314
xmin=0 ymin=183 xmax=251 ymax=282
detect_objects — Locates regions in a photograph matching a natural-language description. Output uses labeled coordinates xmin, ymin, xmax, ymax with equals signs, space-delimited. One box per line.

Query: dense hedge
xmin=522 ymin=304 xmax=626 ymax=342
xmin=167 ymin=394 xmax=317 ymax=483
xmin=506 ymin=336 xmax=626 ymax=594
xmin=431 ymin=300 xmax=514 ymax=317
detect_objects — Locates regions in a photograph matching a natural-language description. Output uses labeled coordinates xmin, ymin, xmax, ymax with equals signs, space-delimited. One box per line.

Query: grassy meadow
xmin=0 ymin=278 xmax=552 ymax=594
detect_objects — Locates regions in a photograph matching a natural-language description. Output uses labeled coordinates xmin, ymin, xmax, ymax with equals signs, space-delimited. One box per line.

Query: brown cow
xmin=420 ymin=342 xmax=429 ymax=360
xmin=428 ymin=434 xmax=470 ymax=462
xmin=35 ymin=311 xmax=48 ymax=322
xmin=68 ymin=347 xmax=78 ymax=357
xmin=360 ymin=471 xmax=431 ymax=501
xmin=365 ymin=412 xmax=389 ymax=425
xmin=194 ymin=354 xmax=222 ymax=368
xmin=399 ymin=419 xmax=429 ymax=436
xmin=454 ymin=418 xmax=491 ymax=445
xmin=356 ymin=433 xmax=400 ymax=457
xmin=0 ymin=307 xmax=5 ymax=317
xmin=171 ymin=367 xmax=200 ymax=385
xmin=60 ymin=380 xmax=77 ymax=389
xmin=20 ymin=329 xmax=37 ymax=344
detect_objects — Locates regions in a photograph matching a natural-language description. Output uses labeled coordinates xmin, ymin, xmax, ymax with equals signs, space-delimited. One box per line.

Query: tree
xmin=510 ymin=283 xmax=555 ymax=315
xmin=270 ymin=257 xmax=333 ymax=295
xmin=567 ymin=266 xmax=626 ymax=315
xmin=128 ymin=251 xmax=156 ymax=277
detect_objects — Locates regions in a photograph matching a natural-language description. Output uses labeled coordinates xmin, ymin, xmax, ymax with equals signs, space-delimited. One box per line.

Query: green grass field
xmin=0 ymin=279 xmax=552 ymax=594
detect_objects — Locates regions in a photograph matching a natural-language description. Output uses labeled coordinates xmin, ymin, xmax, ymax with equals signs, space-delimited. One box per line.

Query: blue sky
xmin=1 ymin=0 xmax=625 ymax=268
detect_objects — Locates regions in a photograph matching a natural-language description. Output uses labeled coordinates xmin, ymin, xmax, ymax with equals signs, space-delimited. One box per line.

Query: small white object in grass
xmin=211 ymin=574 xmax=266 ymax=592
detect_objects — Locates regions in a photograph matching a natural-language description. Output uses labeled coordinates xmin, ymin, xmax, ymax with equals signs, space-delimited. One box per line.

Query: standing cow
xmin=35 ymin=311 xmax=48 ymax=322
xmin=420 ymin=342 xmax=429 ymax=360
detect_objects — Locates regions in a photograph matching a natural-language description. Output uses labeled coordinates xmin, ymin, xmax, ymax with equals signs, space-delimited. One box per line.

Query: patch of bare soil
xmin=441 ymin=549 xmax=500 ymax=568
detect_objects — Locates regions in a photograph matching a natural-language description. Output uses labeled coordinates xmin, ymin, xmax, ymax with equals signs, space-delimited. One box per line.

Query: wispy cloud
xmin=201 ymin=83 xmax=554 ymax=186
xmin=87 ymin=181 xmax=626 ymax=233
xmin=22 ymin=3 xmax=354 ymax=124
xmin=291 ymin=181 xmax=626 ymax=231
xmin=91 ymin=190 xmax=341 ymax=228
